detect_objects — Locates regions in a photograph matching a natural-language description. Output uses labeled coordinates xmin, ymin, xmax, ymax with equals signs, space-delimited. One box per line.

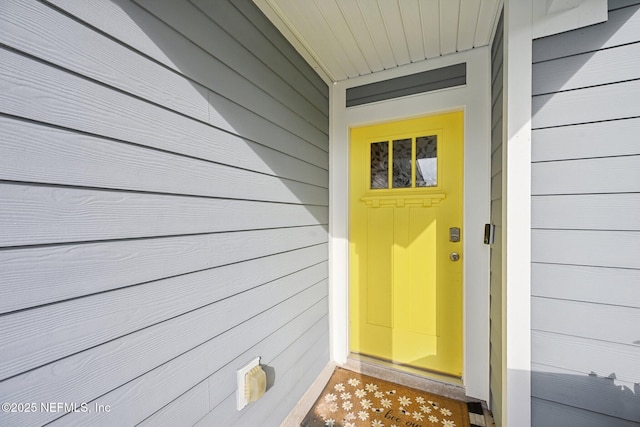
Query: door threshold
xmin=344 ymin=353 xmax=466 ymax=402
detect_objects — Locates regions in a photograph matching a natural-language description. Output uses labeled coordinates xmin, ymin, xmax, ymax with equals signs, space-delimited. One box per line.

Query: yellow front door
xmin=349 ymin=112 xmax=463 ymax=377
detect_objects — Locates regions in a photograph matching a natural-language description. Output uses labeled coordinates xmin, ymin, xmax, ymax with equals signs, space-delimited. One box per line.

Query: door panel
xmin=349 ymin=112 xmax=463 ymax=376
xmin=366 ymin=206 xmax=393 ymax=328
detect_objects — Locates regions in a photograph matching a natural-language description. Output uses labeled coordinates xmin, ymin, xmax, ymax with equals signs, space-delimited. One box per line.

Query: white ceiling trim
xmin=255 ymin=0 xmax=502 ymax=83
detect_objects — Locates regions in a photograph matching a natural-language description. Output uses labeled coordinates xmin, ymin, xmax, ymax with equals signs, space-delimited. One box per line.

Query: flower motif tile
xmin=398 ymin=396 xmax=412 ymax=406
xmin=365 ymin=383 xmax=378 ymax=392
xmin=358 ymin=410 xmax=369 ymax=421
xmin=348 ymin=378 xmax=361 ymax=387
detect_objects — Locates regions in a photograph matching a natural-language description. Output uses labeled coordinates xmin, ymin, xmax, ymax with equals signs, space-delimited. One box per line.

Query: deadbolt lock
xmin=449 ymin=227 xmax=461 ymax=242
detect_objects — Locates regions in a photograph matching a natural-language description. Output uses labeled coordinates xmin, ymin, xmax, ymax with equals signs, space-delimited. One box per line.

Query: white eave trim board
xmin=532 ymin=0 xmax=608 ymax=39
xmin=253 ymin=0 xmax=335 ymax=84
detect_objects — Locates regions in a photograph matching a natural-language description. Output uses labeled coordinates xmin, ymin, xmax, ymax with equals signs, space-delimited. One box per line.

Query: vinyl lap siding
xmin=531 ymin=1 xmax=640 ymax=425
xmin=489 ymin=12 xmax=504 ymax=427
xmin=0 ymin=0 xmax=329 ymax=426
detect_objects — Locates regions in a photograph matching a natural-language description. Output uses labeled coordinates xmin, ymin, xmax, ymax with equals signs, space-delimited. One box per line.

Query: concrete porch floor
xmin=282 ymin=357 xmax=495 ymax=426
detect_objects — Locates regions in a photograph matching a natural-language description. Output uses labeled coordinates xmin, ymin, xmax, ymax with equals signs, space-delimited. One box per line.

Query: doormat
xmin=301 ymin=367 xmax=477 ymax=427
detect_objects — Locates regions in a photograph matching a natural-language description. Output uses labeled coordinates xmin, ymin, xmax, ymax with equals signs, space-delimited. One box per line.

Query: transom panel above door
xmin=349 ymin=112 xmax=464 ymax=377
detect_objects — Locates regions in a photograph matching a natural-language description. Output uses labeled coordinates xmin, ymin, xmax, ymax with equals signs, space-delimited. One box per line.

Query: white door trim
xmin=328 ymin=47 xmax=491 ymax=402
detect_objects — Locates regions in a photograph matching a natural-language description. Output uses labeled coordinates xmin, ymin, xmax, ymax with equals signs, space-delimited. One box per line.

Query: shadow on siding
xmin=532 ymin=370 xmax=640 ymax=425
xmin=531 ymin=3 xmax=638 ymax=121
xmin=119 ymin=0 xmax=330 ymax=222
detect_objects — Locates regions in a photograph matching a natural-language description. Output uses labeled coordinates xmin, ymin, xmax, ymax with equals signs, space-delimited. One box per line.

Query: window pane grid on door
xmin=392 ymin=138 xmax=412 ymax=188
xmin=370 ymin=135 xmax=438 ymax=190
xmin=370 ymin=141 xmax=389 ymax=189
xmin=416 ymin=136 xmax=438 ymax=187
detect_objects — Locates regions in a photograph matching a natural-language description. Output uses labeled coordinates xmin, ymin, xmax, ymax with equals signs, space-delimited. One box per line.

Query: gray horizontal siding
xmin=532 ymin=229 xmax=640 ymax=269
xmin=532 ymin=263 xmax=640 ymax=308
xmin=134 ymin=0 xmax=328 ymax=133
xmin=1 ymin=0 xmax=209 ymax=121
xmin=532 ymin=79 xmax=640 ymax=128
xmin=532 ymin=117 xmax=640 ymax=162
xmin=0 ymin=280 xmax=327 ymax=426
xmin=532 ymin=397 xmax=640 ymax=427
xmin=0 ymin=231 xmax=327 ymax=315
xmin=0 ymin=47 xmax=327 ymax=173
xmin=532 ymin=41 xmax=640 ymax=96
xmin=0 ymin=115 xmax=327 ymax=188
xmin=531 ymin=1 xmax=640 ymax=425
xmin=42 ymin=0 xmax=328 ymax=150
xmin=0 ymin=261 xmax=328 ymax=381
xmin=0 ymin=0 xmax=329 ymax=426
xmin=49 ymin=298 xmax=329 ymax=427
xmin=224 ymin=0 xmax=328 ymax=99
xmin=532 ymin=193 xmax=640 ymax=230
xmin=139 ymin=312 xmax=329 ymax=427
xmin=0 ymin=183 xmax=327 ymax=246
xmin=532 ymin=3 xmax=640 ymax=62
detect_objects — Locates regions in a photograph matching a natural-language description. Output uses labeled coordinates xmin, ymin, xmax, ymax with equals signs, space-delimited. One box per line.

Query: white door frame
xmin=328 ymin=46 xmax=492 ymax=401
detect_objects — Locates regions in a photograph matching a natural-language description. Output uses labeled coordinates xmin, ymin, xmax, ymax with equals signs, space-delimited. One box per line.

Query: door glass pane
xmin=416 ymin=135 xmax=437 ymax=187
xmin=392 ymin=138 xmax=412 ymax=188
xmin=370 ymin=141 xmax=389 ymax=189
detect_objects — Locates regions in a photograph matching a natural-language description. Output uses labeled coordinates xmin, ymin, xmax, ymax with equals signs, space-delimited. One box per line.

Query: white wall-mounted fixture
xmin=236 ymin=357 xmax=267 ymax=411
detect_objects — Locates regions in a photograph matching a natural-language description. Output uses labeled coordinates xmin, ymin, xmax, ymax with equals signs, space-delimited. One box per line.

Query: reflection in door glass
xmin=416 ymin=135 xmax=437 ymax=187
xmin=392 ymin=138 xmax=412 ymax=188
xmin=370 ymin=141 xmax=389 ymax=189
